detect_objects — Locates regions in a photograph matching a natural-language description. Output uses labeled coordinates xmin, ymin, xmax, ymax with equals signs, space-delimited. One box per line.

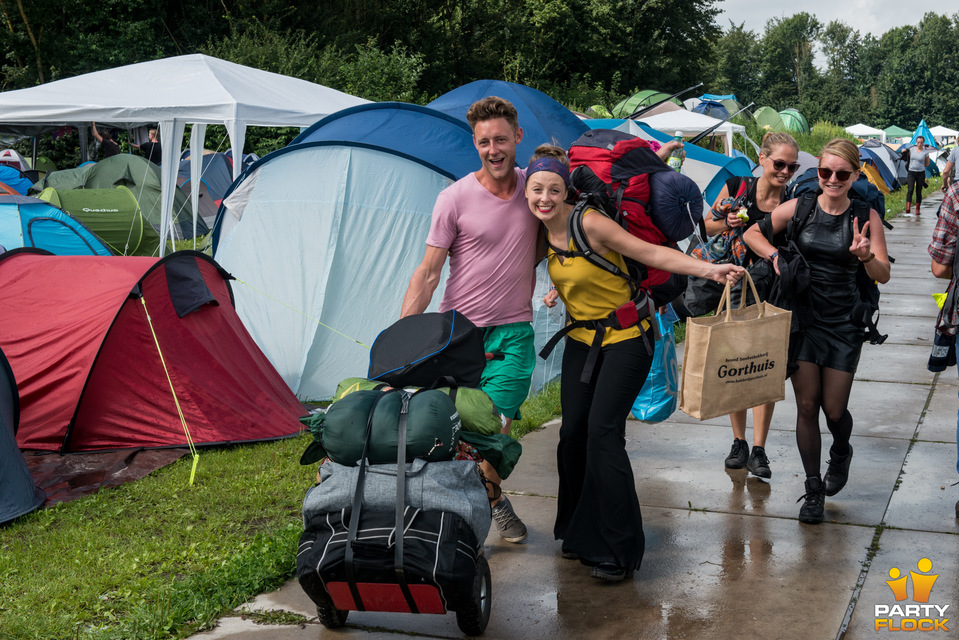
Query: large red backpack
xmin=566 ymin=128 xmax=701 ymax=306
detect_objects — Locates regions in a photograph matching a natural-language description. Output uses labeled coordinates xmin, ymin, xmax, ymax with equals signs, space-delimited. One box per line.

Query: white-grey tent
xmin=0 ymin=54 xmax=369 ymax=252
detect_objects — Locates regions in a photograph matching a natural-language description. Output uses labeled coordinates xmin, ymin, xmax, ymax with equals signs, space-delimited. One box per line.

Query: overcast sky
xmin=716 ymin=1 xmax=950 ymax=38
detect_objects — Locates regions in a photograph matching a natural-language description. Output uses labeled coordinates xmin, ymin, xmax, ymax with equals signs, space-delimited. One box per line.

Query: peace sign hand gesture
xmin=849 ymin=217 xmax=872 ymax=262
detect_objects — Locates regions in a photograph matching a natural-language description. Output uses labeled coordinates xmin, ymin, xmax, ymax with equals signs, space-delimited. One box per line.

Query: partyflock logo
xmin=874 ymin=557 xmax=949 ymax=632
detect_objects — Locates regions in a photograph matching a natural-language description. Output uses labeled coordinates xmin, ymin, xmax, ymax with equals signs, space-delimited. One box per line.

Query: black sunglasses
xmin=818 ymin=167 xmax=853 ymax=182
xmin=771 ymin=159 xmax=801 ymax=173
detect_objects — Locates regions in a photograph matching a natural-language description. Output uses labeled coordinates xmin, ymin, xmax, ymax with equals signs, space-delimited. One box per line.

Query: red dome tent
xmin=0 ymin=249 xmax=305 ymax=452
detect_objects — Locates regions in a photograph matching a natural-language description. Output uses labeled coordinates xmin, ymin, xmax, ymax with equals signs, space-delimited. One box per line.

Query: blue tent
xmin=692 ymin=100 xmax=730 ymax=120
xmin=858 ymin=148 xmax=896 ymax=190
xmin=910 ymin=119 xmax=939 ymax=149
xmin=701 ymin=93 xmax=737 ymax=102
xmin=0 ymin=166 xmax=33 ymax=195
xmin=0 ymin=195 xmax=113 ymax=255
xmin=212 ymin=103 xmax=562 ymax=399
xmin=0 ymin=345 xmax=45 ymax=525
xmin=177 ymin=152 xmax=236 ymax=227
xmin=427 ymin=80 xmax=588 ymax=167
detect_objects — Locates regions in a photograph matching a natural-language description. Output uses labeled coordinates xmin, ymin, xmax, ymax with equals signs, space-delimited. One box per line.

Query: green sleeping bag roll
xmin=334 ymin=377 xmax=501 ymax=436
xmin=301 ymin=389 xmax=460 ymax=466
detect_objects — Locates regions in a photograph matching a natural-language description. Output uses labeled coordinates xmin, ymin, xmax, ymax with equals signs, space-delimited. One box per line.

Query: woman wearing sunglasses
xmin=703 ymin=132 xmax=800 ymax=480
xmin=744 ymin=138 xmax=891 ymax=524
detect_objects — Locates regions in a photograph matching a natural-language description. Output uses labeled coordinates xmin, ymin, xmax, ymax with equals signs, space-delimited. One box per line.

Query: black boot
xmin=823 ymin=445 xmax=853 ymax=496
xmin=798 ymin=476 xmax=825 ymax=524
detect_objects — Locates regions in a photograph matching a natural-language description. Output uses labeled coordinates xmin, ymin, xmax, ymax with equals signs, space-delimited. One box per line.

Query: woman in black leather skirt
xmin=744 ymin=139 xmax=891 ymax=524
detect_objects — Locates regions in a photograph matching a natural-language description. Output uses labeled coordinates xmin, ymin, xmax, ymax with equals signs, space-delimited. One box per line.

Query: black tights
xmin=906 ymin=170 xmax=925 ymax=203
xmin=790 ymin=361 xmax=855 ymax=477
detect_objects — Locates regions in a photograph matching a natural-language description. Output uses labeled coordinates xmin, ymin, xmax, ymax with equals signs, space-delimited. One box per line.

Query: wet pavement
xmin=193 ymin=193 xmax=959 ymax=639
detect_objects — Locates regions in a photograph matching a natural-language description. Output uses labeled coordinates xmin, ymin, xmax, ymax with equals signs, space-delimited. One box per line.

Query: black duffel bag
xmin=368 ymin=310 xmax=486 ymax=388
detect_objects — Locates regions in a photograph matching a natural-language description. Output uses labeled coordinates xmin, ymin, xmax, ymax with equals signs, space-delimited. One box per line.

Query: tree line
xmin=2 ymin=1 xmax=958 ymax=133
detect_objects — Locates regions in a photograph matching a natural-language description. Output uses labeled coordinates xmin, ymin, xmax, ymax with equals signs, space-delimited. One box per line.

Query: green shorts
xmin=480 ymin=322 xmax=536 ymax=421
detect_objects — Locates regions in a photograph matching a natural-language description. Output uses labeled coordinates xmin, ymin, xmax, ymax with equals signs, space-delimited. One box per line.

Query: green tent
xmin=779 ymin=109 xmax=810 ymax=134
xmin=32 ymin=154 xmax=202 ymax=238
xmin=721 ymin=99 xmax=745 ymax=116
xmin=754 ymin=106 xmax=785 ymax=131
xmin=612 ymin=90 xmax=683 ymax=118
xmin=884 ymin=125 xmax=911 ymax=140
xmin=37 ymin=186 xmax=160 ymax=256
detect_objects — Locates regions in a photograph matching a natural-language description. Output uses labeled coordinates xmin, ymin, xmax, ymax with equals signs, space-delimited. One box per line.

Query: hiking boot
xmin=724 ymin=438 xmax=749 ymax=469
xmin=590 ymin=563 xmax=634 ymax=582
xmin=823 ymin=444 xmax=853 ymax=497
xmin=746 ymin=446 xmax=772 ymax=478
xmin=491 ymin=496 xmax=527 ymax=543
xmin=797 ymin=476 xmax=825 ymax=524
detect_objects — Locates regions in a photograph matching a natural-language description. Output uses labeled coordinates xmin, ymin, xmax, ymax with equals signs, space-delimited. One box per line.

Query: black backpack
xmin=787 ymin=167 xmax=887 ymax=223
xmin=788 ymin=193 xmax=887 ymax=345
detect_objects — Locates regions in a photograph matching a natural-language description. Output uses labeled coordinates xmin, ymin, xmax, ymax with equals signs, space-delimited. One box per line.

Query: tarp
xmin=213 ymin=104 xmax=564 ymax=400
xmin=0 ymin=249 xmax=305 ymax=452
xmin=638 ymin=110 xmax=747 ymax=158
xmin=845 ymin=123 xmax=886 ymax=142
xmin=0 ymin=346 xmax=45 ymax=524
xmin=778 ymin=109 xmax=810 ymax=134
xmin=427 ymin=80 xmax=588 ymax=168
xmin=0 ymin=195 xmax=113 ymax=255
xmin=0 ymin=54 xmax=369 ymax=253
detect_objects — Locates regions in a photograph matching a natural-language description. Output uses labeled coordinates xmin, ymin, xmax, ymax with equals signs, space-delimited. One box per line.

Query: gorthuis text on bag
xmin=717 ymin=357 xmax=776 ymax=379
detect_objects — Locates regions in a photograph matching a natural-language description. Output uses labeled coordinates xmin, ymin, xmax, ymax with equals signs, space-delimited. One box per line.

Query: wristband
xmin=860 ymin=252 xmax=875 ymax=264
xmin=768 ymin=251 xmax=778 ymax=262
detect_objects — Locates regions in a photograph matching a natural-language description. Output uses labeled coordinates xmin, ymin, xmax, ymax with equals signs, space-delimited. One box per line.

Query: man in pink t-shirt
xmin=401 ymin=97 xmax=540 ymax=544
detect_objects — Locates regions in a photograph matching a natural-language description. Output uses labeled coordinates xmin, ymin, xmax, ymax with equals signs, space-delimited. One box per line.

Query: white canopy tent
xmin=845 ymin=123 xmax=886 ymax=143
xmin=0 ymin=54 xmax=369 ymax=253
xmin=929 ymin=125 xmax=959 ymax=144
xmin=638 ymin=110 xmax=748 ymax=157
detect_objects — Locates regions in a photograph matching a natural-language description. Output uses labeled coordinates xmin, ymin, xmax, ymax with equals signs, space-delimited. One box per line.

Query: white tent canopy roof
xmin=845 ymin=123 xmax=886 ymax=142
xmin=0 ymin=54 xmax=369 ymax=252
xmin=929 ymin=125 xmax=959 ymax=138
xmin=638 ymin=110 xmax=746 ymax=157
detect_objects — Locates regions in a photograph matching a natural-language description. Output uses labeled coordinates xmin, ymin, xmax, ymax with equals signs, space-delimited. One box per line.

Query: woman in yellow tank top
xmin=527 ymin=144 xmax=742 ymax=582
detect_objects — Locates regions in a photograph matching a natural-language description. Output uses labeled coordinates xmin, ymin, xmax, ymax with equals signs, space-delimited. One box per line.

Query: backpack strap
xmin=566 ymin=196 xmax=640 ymax=291
xmin=787 ymin=192 xmax=818 ymax=243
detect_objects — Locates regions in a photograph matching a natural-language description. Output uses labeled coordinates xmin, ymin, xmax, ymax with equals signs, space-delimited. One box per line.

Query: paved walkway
xmin=195 ymin=192 xmax=959 ymax=639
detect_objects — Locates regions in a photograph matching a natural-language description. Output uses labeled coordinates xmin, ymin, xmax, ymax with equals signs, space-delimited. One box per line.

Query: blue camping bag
xmin=631 ymin=310 xmax=679 ymax=423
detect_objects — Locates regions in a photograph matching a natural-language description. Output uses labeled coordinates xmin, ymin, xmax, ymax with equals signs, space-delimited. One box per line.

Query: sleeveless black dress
xmin=793 ymin=202 xmax=863 ymax=372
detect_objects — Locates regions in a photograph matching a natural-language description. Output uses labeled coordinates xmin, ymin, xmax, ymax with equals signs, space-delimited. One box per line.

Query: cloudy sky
xmin=716 ymin=1 xmax=949 ymax=37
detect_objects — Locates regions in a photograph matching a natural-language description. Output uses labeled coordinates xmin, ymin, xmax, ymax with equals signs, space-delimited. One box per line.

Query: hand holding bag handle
xmin=714 ymin=270 xmax=763 ymax=320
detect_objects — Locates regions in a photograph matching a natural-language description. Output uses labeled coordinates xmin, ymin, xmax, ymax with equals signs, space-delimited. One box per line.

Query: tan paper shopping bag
xmin=679 ymin=272 xmax=791 ymax=420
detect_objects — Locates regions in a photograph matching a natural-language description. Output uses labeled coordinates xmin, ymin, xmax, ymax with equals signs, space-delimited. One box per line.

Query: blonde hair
xmin=466 ymin=97 xmax=519 ymax=133
xmin=760 ymin=131 xmax=798 ymax=156
xmin=820 ymin=138 xmax=860 ymax=171
xmin=529 ymin=143 xmax=569 ymax=167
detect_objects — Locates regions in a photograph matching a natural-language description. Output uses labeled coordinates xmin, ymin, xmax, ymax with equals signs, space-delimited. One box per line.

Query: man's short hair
xmin=466 ymin=97 xmax=519 ymax=133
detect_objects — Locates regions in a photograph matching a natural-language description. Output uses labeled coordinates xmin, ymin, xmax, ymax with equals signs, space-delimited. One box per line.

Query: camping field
xmin=0 ymin=384 xmax=560 ymax=640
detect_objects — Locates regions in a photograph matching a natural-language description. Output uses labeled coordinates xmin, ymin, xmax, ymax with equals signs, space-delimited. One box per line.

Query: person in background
xmin=904 ymin=136 xmax=933 ymax=215
xmin=91 ymin=122 xmax=121 ymax=159
xmin=134 ymin=129 xmax=162 ymax=166
xmin=703 ymin=131 xmax=799 ymax=480
xmin=532 ymin=144 xmax=742 ymax=581
xmin=401 ymin=96 xmax=538 ymax=545
xmin=927 ymin=180 xmax=959 ymax=519
xmin=745 ymin=139 xmax=890 ymax=525
xmin=941 ymin=145 xmax=958 ymax=193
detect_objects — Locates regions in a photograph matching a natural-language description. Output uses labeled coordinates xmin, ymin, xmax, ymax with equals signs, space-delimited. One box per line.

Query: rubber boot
xmin=904 ymin=201 xmax=911 ymax=213
xmin=916 ymin=201 xmax=921 ymax=215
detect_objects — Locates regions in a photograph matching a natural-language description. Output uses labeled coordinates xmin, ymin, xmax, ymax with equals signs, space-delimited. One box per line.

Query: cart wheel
xmin=315 ymin=597 xmax=348 ymax=629
xmin=456 ymin=555 xmax=491 ymax=636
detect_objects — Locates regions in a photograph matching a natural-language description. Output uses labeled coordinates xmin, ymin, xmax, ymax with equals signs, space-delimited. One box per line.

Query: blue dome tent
xmin=0 ymin=346 xmax=45 ymax=525
xmin=427 ymin=80 xmax=588 ymax=167
xmin=212 ymin=103 xmax=563 ymax=399
xmin=0 ymin=195 xmax=113 ymax=255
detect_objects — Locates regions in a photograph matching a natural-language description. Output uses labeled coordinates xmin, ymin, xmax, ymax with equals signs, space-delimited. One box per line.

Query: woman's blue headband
xmin=528 ymin=157 xmax=570 ymax=186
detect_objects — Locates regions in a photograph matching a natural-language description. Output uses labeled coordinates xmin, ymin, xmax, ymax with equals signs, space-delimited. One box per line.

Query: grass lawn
xmin=0 ymin=384 xmax=561 ymax=640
